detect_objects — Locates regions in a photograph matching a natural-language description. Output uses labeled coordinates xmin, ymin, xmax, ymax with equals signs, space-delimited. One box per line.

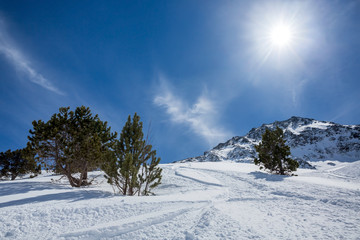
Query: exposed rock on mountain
xmin=178 ymin=116 xmax=360 ymax=167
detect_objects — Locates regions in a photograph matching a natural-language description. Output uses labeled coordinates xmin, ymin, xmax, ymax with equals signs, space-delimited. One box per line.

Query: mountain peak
xmin=177 ymin=117 xmax=360 ymax=165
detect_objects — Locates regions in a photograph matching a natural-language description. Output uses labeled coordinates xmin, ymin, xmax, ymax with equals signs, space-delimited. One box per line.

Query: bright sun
xmin=269 ymin=24 xmax=293 ymax=48
xmin=249 ymin=3 xmax=308 ymax=65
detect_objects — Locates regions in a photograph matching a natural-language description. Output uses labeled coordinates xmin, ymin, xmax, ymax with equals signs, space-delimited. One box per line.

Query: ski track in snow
xmin=174 ymin=167 xmax=223 ymax=187
xmin=0 ymin=161 xmax=359 ymax=239
xmin=60 ymin=203 xmax=209 ymax=240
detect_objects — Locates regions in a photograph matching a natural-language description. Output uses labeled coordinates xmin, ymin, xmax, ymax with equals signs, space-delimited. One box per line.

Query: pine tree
xmin=103 ymin=113 xmax=162 ymax=195
xmin=254 ymin=127 xmax=299 ymax=175
xmin=0 ymin=148 xmax=40 ymax=180
xmin=28 ymin=106 xmax=116 ymax=187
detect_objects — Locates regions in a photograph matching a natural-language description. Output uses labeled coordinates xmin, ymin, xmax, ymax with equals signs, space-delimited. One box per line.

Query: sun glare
xmin=269 ymin=24 xmax=293 ymax=48
xmin=247 ymin=2 xmax=312 ymax=67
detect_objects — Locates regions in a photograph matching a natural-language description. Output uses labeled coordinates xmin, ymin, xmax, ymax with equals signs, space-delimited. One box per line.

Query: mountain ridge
xmin=177 ymin=116 xmax=360 ymax=166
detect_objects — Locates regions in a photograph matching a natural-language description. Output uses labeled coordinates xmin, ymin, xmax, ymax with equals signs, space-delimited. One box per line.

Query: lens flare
xmin=269 ymin=24 xmax=293 ymax=47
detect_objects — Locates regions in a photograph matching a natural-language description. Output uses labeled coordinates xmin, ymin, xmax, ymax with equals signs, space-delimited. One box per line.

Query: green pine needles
xmin=103 ymin=113 xmax=162 ymax=196
xmin=26 ymin=107 xmax=162 ymax=194
xmin=0 ymin=148 xmax=40 ymax=180
xmin=28 ymin=106 xmax=116 ymax=187
xmin=254 ymin=127 xmax=299 ymax=175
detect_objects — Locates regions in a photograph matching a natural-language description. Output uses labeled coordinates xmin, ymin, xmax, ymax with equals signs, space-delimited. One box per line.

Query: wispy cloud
xmin=0 ymin=18 xmax=64 ymax=95
xmin=154 ymin=79 xmax=232 ymax=146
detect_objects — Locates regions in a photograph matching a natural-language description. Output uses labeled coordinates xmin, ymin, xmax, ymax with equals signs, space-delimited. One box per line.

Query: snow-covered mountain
xmin=179 ymin=116 xmax=360 ymax=165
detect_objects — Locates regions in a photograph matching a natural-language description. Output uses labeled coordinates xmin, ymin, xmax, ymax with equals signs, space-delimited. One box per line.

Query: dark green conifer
xmin=0 ymin=148 xmax=40 ymax=180
xmin=103 ymin=113 xmax=162 ymax=195
xmin=28 ymin=106 xmax=116 ymax=187
xmin=254 ymin=127 xmax=299 ymax=175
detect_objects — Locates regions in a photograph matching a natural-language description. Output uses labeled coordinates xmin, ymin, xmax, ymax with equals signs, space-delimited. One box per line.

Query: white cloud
xmin=154 ymin=79 xmax=232 ymax=146
xmin=0 ymin=18 xmax=64 ymax=95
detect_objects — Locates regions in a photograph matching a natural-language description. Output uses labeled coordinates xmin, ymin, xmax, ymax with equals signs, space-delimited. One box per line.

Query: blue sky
xmin=0 ymin=0 xmax=359 ymax=163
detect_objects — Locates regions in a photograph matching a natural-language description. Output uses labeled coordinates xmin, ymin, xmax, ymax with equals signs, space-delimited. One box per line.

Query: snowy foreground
xmin=1 ymin=161 xmax=359 ymax=240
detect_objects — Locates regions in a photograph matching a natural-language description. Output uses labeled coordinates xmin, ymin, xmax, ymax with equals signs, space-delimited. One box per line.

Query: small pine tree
xmin=0 ymin=148 xmax=40 ymax=180
xmin=254 ymin=127 xmax=299 ymax=175
xmin=103 ymin=113 xmax=162 ymax=196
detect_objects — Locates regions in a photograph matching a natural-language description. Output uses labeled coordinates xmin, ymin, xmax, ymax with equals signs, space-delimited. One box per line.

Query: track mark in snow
xmin=271 ymin=191 xmax=317 ymax=201
xmin=175 ymin=167 xmax=223 ymax=187
xmin=59 ymin=203 xmax=208 ymax=239
xmin=227 ymin=197 xmax=279 ymax=202
xmin=184 ymin=206 xmax=259 ymax=240
xmin=185 ymin=208 xmax=215 ymax=239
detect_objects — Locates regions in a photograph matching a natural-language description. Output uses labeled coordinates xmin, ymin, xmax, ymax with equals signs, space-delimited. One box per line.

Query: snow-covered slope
xmin=1 ymin=162 xmax=359 ymax=239
xmin=179 ymin=116 xmax=360 ymax=165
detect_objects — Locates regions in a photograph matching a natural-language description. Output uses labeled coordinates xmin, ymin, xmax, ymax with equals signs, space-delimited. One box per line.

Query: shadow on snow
xmin=249 ymin=171 xmax=290 ymax=182
xmin=0 ymin=181 xmax=113 ymax=208
xmin=0 ymin=181 xmax=70 ymax=196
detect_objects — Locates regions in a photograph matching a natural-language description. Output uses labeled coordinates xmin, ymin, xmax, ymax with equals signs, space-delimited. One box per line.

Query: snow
xmin=1 ymin=161 xmax=359 ymax=239
xmin=287 ymin=121 xmax=334 ymax=135
xmin=215 ymin=147 xmax=233 ymax=160
xmin=332 ymin=161 xmax=360 ymax=179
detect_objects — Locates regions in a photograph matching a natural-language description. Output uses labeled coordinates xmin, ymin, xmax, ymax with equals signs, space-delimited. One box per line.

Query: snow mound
xmin=331 ymin=161 xmax=360 ymax=179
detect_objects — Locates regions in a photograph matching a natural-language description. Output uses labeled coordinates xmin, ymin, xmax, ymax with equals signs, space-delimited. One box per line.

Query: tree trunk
xmin=123 ymin=178 xmax=128 ymax=195
xmin=82 ymin=171 xmax=87 ymax=181
xmin=67 ymin=174 xmax=78 ymax=187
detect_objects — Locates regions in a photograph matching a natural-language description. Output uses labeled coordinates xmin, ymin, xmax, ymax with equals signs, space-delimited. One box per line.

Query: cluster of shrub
xmin=0 ymin=106 xmax=162 ymax=196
